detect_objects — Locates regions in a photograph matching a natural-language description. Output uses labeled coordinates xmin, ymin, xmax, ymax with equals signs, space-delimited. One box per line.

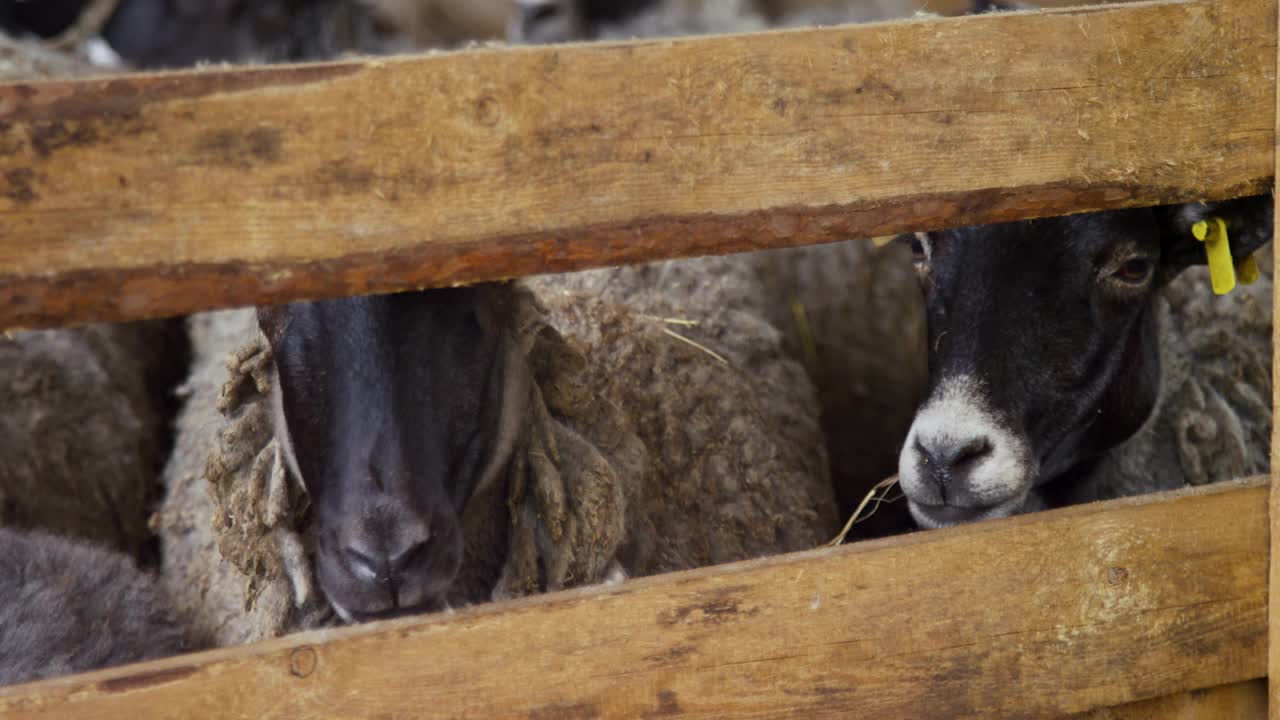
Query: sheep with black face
xmin=257 ymin=288 xmax=530 ymax=621
xmin=897 ymin=197 xmax=1272 ymax=528
xmin=156 ymin=280 xmax=837 ymax=644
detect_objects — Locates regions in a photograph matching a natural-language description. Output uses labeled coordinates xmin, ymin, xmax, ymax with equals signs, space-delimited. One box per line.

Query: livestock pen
xmin=0 ymin=0 xmax=1275 ymax=716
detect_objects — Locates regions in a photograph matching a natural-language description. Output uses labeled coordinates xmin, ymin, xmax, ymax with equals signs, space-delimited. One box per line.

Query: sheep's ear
xmin=256 ymin=306 xmax=288 ymax=349
xmin=1155 ymin=194 xmax=1274 ymax=281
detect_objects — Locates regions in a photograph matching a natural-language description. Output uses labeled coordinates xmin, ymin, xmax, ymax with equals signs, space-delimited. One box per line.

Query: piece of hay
xmin=828 ymin=475 xmax=901 ymax=546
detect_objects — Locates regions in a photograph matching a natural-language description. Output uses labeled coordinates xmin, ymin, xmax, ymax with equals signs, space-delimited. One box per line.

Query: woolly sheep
xmin=0 ymin=322 xmax=187 ymax=555
xmin=155 ymin=281 xmax=838 ymax=645
xmin=508 ymin=0 xmax=927 ymax=530
xmin=0 ymin=527 xmax=184 ymax=687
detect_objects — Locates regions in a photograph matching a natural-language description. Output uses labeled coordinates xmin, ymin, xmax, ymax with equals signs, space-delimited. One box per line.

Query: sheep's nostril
xmin=914 ymin=434 xmax=994 ymax=498
xmin=951 ymin=438 xmax=991 ymax=468
xmin=389 ymin=533 xmax=433 ymax=573
xmin=344 ymin=546 xmax=382 ymax=584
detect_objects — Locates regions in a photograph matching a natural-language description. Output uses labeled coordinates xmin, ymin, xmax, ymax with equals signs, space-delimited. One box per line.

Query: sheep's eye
xmin=1111 ymin=258 xmax=1154 ymax=285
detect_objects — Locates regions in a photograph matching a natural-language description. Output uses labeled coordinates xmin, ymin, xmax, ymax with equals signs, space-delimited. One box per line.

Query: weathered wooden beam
xmin=0 ymin=0 xmax=1274 ymax=329
xmin=0 ymin=478 xmax=1266 ymax=720
xmin=1067 ymin=680 xmax=1266 ymax=719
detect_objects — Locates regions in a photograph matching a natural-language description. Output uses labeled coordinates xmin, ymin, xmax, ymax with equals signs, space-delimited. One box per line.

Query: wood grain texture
xmin=0 ymin=0 xmax=1275 ymax=329
xmin=0 ymin=478 xmax=1266 ymax=720
xmin=1067 ymin=680 xmax=1266 ymax=719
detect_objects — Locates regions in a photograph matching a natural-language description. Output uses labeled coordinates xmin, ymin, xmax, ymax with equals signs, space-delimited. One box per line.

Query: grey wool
xmin=0 ymin=320 xmax=184 ymax=556
xmin=0 ymin=527 xmax=184 ymax=687
xmin=1092 ymin=251 xmax=1273 ymax=500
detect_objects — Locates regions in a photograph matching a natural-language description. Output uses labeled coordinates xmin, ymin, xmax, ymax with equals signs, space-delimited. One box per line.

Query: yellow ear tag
xmin=1190 ymin=217 xmax=1236 ymax=295
xmin=1237 ymin=254 xmax=1260 ymax=285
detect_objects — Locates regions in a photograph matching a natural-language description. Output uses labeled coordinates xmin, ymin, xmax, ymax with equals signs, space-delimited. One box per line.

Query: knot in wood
xmin=475 ymin=96 xmax=501 ymax=127
xmin=289 ymin=647 xmax=318 ymax=678
xmin=1105 ymin=566 xmax=1129 ymax=586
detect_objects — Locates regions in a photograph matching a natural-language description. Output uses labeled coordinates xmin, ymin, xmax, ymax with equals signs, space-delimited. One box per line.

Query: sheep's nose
xmin=915 ymin=434 xmax=993 ymax=500
xmin=343 ymin=542 xmax=384 ymax=585
xmin=342 ymin=528 xmax=432 ymax=590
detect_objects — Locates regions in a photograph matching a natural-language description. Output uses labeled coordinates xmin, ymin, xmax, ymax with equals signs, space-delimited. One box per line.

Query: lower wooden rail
xmin=0 ymin=477 xmax=1265 ymax=719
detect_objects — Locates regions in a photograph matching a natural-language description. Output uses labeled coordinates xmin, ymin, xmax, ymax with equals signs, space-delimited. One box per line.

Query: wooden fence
xmin=0 ymin=0 xmax=1276 ymax=716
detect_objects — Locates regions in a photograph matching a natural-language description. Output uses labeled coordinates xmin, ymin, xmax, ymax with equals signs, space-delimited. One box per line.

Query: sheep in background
xmin=0 ymin=38 xmax=187 ymax=556
xmin=531 ymin=244 xmax=926 ymax=535
xmin=0 ymin=527 xmax=185 ymax=687
xmin=0 ymin=323 xmax=188 ymax=556
xmin=508 ymin=0 xmax=927 ymax=533
xmin=156 ymin=282 xmax=837 ymax=646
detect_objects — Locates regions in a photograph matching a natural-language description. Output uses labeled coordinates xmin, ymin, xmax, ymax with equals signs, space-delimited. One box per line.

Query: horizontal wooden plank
xmin=0 ymin=0 xmax=1275 ymax=329
xmin=0 ymin=478 xmax=1266 ymax=720
xmin=1066 ymin=680 xmax=1267 ymax=719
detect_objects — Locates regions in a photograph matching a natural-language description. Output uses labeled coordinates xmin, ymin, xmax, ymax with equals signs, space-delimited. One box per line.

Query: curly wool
xmin=528 ymin=240 xmax=926 ymax=528
xmin=154 ymin=310 xmax=314 ymax=649
xmin=511 ymin=0 xmax=929 ymax=526
xmin=0 ymin=321 xmax=183 ymax=556
xmin=160 ymin=280 xmax=837 ymax=643
xmin=1092 ymin=251 xmax=1273 ymax=499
